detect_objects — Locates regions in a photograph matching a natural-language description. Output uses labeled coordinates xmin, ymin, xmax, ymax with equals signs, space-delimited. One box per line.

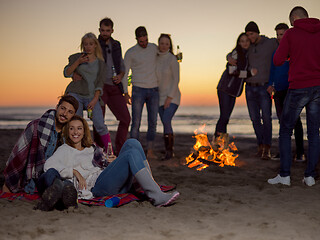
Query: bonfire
xmin=185 ymin=125 xmax=238 ymax=171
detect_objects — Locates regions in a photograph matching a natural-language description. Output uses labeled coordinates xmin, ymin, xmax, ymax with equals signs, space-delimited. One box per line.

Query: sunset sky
xmin=0 ymin=0 xmax=319 ymax=106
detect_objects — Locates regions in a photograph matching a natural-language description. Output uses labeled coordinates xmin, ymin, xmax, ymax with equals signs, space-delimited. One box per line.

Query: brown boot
xmin=147 ymin=141 xmax=157 ymax=160
xmin=212 ymin=132 xmax=221 ymax=151
xmin=212 ymin=132 xmax=229 ymax=150
xmin=261 ymin=144 xmax=271 ymax=160
xmin=220 ymin=133 xmax=229 ymax=150
xmin=163 ymin=134 xmax=174 ymax=160
xmin=255 ymin=144 xmax=264 ymax=158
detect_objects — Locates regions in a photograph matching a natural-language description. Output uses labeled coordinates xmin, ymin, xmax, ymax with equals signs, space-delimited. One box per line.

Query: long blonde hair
xmin=63 ymin=115 xmax=93 ymax=148
xmin=80 ymin=32 xmax=104 ymax=61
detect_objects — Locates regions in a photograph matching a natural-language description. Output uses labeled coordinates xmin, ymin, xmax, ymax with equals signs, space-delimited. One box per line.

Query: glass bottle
xmin=87 ymin=109 xmax=92 ymax=119
xmin=112 ymin=65 xmax=124 ymax=94
xmin=112 ymin=66 xmax=117 ymax=80
xmin=176 ymin=45 xmax=183 ymax=63
xmin=106 ymin=142 xmax=114 ymax=158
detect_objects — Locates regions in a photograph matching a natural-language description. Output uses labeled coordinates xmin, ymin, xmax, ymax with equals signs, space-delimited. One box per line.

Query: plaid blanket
xmin=0 ymin=185 xmax=175 ymax=207
xmin=4 ymin=109 xmax=56 ymax=192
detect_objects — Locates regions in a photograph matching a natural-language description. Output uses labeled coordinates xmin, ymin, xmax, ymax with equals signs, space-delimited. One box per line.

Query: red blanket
xmin=0 ymin=185 xmax=175 ymax=207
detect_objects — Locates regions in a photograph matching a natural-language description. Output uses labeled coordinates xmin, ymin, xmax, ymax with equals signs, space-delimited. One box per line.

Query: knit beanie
xmin=245 ymin=21 xmax=260 ymax=34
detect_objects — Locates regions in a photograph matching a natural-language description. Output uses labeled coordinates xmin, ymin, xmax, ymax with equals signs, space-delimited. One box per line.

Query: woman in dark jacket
xmin=214 ymin=33 xmax=257 ymax=144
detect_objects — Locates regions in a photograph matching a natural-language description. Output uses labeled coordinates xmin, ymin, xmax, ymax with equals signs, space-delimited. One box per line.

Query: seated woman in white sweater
xmin=40 ymin=115 xmax=179 ymax=210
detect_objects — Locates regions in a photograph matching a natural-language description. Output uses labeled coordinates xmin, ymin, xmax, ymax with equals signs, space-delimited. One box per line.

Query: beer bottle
xmin=87 ymin=109 xmax=92 ymax=119
xmin=176 ymin=45 xmax=183 ymax=63
xmin=112 ymin=66 xmax=117 ymax=79
xmin=112 ymin=65 xmax=124 ymax=94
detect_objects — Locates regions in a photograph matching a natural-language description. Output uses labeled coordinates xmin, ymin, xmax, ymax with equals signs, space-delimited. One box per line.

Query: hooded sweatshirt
xmin=273 ymin=18 xmax=320 ymax=89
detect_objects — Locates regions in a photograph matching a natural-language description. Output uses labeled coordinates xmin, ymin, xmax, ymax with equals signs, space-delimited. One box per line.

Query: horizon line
xmin=0 ymin=103 xmax=249 ymax=108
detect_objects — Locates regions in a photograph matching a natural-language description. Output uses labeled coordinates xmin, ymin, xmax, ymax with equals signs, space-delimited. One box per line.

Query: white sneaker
xmin=303 ymin=176 xmax=315 ymax=186
xmin=267 ymin=174 xmax=291 ymax=186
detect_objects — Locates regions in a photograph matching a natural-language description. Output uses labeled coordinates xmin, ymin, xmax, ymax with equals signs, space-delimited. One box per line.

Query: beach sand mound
xmin=1 ymin=129 xmax=320 ymax=240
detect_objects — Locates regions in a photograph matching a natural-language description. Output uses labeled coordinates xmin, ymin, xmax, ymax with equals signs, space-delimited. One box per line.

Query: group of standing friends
xmin=66 ymin=18 xmax=181 ymax=161
xmin=1 ymin=17 xmax=181 ymax=210
xmin=215 ymin=6 xmax=320 ymax=187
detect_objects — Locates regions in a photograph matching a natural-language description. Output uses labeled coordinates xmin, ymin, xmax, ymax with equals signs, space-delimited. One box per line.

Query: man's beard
xmin=55 ymin=115 xmax=65 ymax=128
xmin=102 ymin=35 xmax=110 ymax=41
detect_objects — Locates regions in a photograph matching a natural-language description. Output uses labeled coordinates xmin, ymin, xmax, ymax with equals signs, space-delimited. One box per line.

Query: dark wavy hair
xmin=57 ymin=94 xmax=79 ymax=113
xmin=235 ymin=32 xmax=248 ymax=64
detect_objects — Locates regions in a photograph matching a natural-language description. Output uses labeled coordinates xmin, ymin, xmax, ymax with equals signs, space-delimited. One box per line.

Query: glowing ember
xmin=185 ymin=125 xmax=238 ymax=171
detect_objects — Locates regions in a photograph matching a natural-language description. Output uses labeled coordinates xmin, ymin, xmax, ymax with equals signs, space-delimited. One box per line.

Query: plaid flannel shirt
xmin=4 ymin=109 xmax=56 ymax=192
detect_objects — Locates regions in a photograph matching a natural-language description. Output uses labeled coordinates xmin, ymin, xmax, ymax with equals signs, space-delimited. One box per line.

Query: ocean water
xmin=0 ymin=105 xmax=307 ymax=139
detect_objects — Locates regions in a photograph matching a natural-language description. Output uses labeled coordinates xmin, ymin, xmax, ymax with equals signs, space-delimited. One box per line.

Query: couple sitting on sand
xmin=2 ymin=95 xmax=179 ymax=211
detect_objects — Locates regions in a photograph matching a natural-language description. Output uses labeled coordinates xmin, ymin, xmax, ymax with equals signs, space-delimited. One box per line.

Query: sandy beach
xmin=1 ymin=129 xmax=320 ymax=240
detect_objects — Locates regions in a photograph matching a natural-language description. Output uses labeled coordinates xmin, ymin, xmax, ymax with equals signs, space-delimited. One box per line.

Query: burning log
xmin=185 ymin=126 xmax=238 ymax=171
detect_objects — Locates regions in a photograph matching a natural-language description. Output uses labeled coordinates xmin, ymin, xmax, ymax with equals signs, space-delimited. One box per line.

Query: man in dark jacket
xmin=244 ymin=21 xmax=278 ymax=160
xmin=94 ymin=18 xmax=131 ymax=155
xmin=267 ymin=23 xmax=305 ymax=162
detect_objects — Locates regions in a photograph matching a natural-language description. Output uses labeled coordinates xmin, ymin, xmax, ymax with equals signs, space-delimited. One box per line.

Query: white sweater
xmin=44 ymin=144 xmax=102 ymax=192
xmin=156 ymin=51 xmax=181 ymax=106
xmin=122 ymin=43 xmax=158 ymax=93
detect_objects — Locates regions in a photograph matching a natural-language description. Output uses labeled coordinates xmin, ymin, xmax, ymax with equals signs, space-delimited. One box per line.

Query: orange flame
xmin=185 ymin=126 xmax=238 ymax=171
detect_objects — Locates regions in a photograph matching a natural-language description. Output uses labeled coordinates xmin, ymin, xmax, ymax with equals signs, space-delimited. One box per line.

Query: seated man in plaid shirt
xmin=2 ymin=95 xmax=78 ymax=194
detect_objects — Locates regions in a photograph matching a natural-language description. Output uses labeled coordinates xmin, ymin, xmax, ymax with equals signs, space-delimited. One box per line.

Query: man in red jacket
xmin=268 ymin=6 xmax=320 ymax=187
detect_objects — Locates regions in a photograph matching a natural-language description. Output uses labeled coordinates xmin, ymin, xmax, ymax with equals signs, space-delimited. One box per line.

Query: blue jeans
xmin=159 ymin=103 xmax=179 ymax=134
xmin=274 ymin=90 xmax=304 ymax=156
xmin=245 ymin=84 xmax=272 ymax=145
xmin=130 ymin=86 xmax=159 ymax=144
xmin=36 ymin=168 xmax=73 ymax=195
xmin=215 ymin=90 xmax=236 ymax=135
xmin=91 ymin=139 xmax=149 ymax=197
xmin=279 ymin=86 xmax=320 ymax=177
xmin=69 ymin=93 xmax=108 ymax=136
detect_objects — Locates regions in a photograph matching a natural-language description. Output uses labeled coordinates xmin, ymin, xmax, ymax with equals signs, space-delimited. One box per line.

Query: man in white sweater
xmin=123 ymin=26 xmax=158 ymax=158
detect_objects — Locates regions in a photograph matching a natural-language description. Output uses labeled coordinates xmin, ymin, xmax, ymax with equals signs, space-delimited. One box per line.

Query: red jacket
xmin=273 ymin=18 xmax=320 ymax=89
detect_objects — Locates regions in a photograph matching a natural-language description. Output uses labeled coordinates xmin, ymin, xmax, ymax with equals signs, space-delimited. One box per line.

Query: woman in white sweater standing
xmin=156 ymin=34 xmax=181 ymax=160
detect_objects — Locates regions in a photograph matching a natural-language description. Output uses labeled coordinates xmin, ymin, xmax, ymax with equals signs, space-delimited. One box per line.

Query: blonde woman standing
xmin=63 ymin=32 xmax=113 ymax=153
